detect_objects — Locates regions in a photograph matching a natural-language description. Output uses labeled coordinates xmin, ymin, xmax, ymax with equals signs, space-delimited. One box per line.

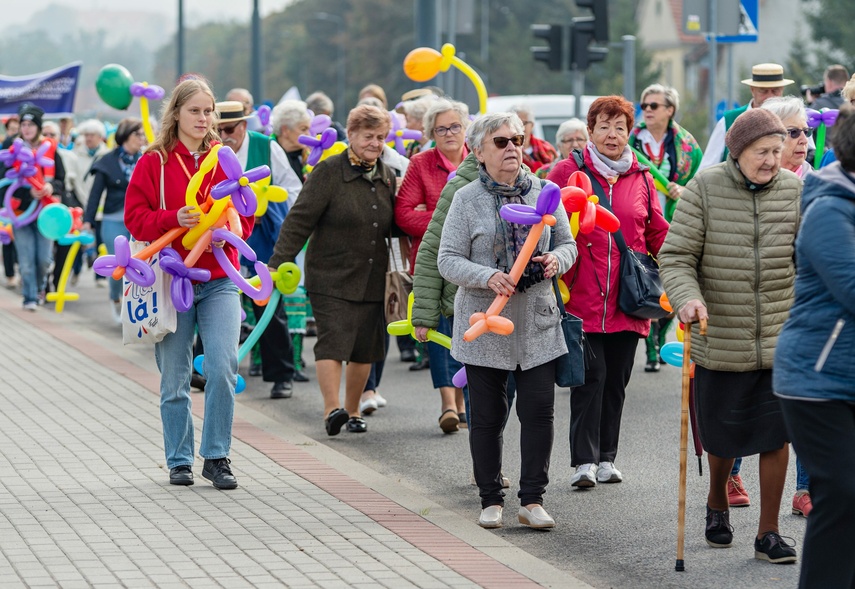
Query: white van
xmin=485 ymin=94 xmax=599 ymax=145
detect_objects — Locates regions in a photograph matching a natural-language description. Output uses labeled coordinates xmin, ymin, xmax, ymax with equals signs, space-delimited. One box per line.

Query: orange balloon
xmin=403 ymin=47 xmax=443 ymax=82
xmin=659 ymin=292 xmax=673 ymax=312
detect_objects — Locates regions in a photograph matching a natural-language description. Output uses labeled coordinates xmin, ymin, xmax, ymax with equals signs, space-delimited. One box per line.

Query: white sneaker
xmin=374 ymin=393 xmax=387 ymax=408
xmin=478 ymin=505 xmax=503 ymax=528
xmin=359 ymin=396 xmax=378 ymax=415
xmin=518 ymin=505 xmax=555 ymax=529
xmin=110 ymin=301 xmax=122 ymax=324
xmin=571 ymin=463 xmax=598 ymax=488
xmin=22 ymin=301 xmax=37 ymax=312
xmin=597 ymin=461 xmax=623 ymax=483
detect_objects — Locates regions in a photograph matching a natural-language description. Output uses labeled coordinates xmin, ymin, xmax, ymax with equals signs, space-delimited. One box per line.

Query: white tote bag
xmin=122 ymin=157 xmax=178 ymax=345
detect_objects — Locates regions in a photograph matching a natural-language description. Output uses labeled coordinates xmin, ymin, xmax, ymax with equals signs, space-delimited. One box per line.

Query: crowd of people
xmin=2 ymin=59 xmax=854 ymax=584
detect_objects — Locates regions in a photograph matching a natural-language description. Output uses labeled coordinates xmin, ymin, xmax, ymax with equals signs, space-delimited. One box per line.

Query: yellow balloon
xmin=250 ymin=175 xmax=288 ymax=218
xmin=182 ymin=146 xmax=229 ymax=249
xmin=570 ymin=212 xmax=580 ymax=238
xmin=676 ymin=324 xmax=684 ymax=343
xmin=557 ymin=279 xmax=570 ymax=305
xmin=318 ymin=141 xmax=347 ymax=163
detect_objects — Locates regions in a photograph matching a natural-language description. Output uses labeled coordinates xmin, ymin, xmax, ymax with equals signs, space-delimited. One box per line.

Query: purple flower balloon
xmin=209 ymin=146 xmax=266 ymax=216
xmin=0 ymin=227 xmax=11 ymax=245
xmin=806 ymin=108 xmax=840 ymax=128
xmin=92 ymin=235 xmax=156 ymax=287
xmin=535 ymin=182 xmax=561 ymax=216
xmin=0 ymin=138 xmax=26 ymax=168
xmin=257 ymin=105 xmax=273 ymax=135
xmin=211 ymin=228 xmax=273 ymax=300
xmin=298 ymin=128 xmax=338 ymax=166
xmin=499 ymin=182 xmax=560 ymax=226
xmin=385 ymin=112 xmax=422 ymax=156
xmin=309 ymin=114 xmax=332 ymax=136
xmin=160 ymin=247 xmax=211 ymax=312
xmin=130 ymin=82 xmax=166 ymax=100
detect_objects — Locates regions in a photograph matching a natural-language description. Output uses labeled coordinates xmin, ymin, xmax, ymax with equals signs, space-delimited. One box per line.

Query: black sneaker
xmin=293 ymin=371 xmax=310 ymax=382
xmin=202 ymin=458 xmax=238 ymax=490
xmin=190 ymin=372 xmax=207 ymax=391
xmin=169 ymin=465 xmax=194 ymax=486
xmin=346 ymin=416 xmax=368 ymax=433
xmin=270 ymin=381 xmax=293 ymax=399
xmin=644 ymin=359 xmax=660 ymax=372
xmin=754 ymin=531 xmax=797 ymax=564
xmin=705 ymin=506 xmax=733 ymax=548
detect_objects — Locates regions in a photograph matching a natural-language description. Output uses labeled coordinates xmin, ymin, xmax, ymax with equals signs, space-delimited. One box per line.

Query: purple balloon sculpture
xmin=159 ymin=247 xmax=211 ymax=312
xmin=210 ymin=146 xmax=267 ymax=217
xmin=92 ymin=235 xmax=156 ymax=287
xmin=257 ymin=104 xmax=273 ymax=135
xmin=298 ymin=128 xmax=338 ymax=167
xmin=452 ymin=366 xmax=468 ymax=388
xmin=385 ymin=113 xmax=422 ymax=156
xmin=2 ymin=178 xmax=42 ymax=228
xmin=499 ymin=182 xmax=561 ymax=226
xmin=309 ymin=114 xmax=332 ymax=136
xmin=0 ymin=230 xmax=10 ymax=245
xmin=130 ymin=83 xmax=166 ymax=100
xmin=210 ymin=228 xmax=273 ymax=300
xmin=806 ymin=108 xmax=839 ymax=128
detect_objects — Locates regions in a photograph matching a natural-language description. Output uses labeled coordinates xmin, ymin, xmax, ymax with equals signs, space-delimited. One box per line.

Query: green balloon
xmin=96 ymin=64 xmax=134 ymax=110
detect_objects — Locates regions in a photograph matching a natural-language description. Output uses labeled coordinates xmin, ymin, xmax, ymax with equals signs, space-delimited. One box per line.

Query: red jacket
xmin=395 ymin=148 xmax=454 ymax=273
xmin=547 ymin=150 xmax=669 ymax=337
xmin=124 ymin=141 xmax=254 ymax=281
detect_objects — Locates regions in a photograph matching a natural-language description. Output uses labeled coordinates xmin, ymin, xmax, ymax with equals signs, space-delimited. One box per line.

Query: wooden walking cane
xmin=676 ymin=317 xmax=707 ymax=572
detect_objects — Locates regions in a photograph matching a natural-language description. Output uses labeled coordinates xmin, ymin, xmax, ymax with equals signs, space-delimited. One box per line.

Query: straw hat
xmin=215 ymin=101 xmax=251 ymax=122
xmin=741 ymin=63 xmax=794 ymax=88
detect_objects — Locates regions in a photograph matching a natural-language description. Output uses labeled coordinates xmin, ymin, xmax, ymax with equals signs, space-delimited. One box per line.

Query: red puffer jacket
xmin=547 ymin=149 xmax=669 ymax=336
xmin=394 ymin=148 xmax=454 ymax=273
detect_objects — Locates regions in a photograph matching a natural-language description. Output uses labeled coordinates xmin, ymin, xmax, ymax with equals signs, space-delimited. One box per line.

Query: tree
xmin=803 ymin=0 xmax=855 ymax=70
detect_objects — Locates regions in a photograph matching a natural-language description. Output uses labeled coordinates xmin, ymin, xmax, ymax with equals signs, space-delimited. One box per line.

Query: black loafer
xmin=169 ymin=465 xmax=194 ymax=486
xmin=293 ymin=371 xmax=310 ymax=382
xmin=400 ymin=349 xmax=417 ymax=362
xmin=346 ymin=416 xmax=368 ymax=433
xmin=202 ymin=458 xmax=238 ymax=490
xmin=190 ymin=373 xmax=207 ymax=391
xmin=325 ymin=408 xmax=349 ymax=436
xmin=408 ymin=358 xmax=430 ymax=371
xmin=270 ymin=381 xmax=293 ymax=399
xmin=705 ymin=506 xmax=733 ymax=548
xmin=249 ymin=365 xmax=262 ymax=377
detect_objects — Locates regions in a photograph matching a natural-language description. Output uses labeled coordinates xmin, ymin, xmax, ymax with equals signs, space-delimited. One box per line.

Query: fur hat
xmin=725 ymin=108 xmax=787 ymax=159
xmin=17 ymin=103 xmax=44 ymax=129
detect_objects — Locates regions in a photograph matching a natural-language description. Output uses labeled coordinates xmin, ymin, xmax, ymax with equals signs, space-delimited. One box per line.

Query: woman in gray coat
xmin=438 ymin=113 xmax=577 ymax=530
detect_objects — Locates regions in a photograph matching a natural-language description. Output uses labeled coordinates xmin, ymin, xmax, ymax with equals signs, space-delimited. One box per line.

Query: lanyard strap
xmin=175 ymin=151 xmax=213 ymax=203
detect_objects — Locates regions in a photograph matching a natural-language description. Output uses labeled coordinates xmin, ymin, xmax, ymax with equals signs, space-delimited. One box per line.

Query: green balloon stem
xmin=814 ymin=125 xmax=826 ymax=169
xmin=630 ymin=146 xmax=670 ymax=188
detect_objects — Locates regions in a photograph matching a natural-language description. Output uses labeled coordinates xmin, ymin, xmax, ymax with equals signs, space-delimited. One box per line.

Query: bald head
xmin=226 ymin=88 xmax=254 ymax=115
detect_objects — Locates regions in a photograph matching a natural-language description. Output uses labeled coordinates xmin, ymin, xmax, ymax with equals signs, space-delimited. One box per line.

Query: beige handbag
xmin=384 ymin=239 xmax=412 ymax=324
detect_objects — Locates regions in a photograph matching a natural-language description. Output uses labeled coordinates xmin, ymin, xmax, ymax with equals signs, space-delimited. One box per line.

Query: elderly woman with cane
xmin=659 ymin=108 xmax=801 ymax=564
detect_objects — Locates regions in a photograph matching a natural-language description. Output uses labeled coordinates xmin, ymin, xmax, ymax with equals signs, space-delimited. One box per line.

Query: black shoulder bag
xmin=572 ymin=151 xmax=668 ymax=320
xmin=549 ymin=228 xmax=587 ymax=388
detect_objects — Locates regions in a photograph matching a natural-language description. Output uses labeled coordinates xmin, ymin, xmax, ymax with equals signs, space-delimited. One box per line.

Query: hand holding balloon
xmin=177 ymin=205 xmax=201 ymax=228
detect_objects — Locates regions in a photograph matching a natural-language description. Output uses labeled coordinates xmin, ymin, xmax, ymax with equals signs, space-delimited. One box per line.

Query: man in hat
xmin=225 ymin=88 xmax=262 ymax=133
xmin=216 ymin=100 xmax=304 ymax=398
xmin=699 ymin=63 xmax=794 ymax=170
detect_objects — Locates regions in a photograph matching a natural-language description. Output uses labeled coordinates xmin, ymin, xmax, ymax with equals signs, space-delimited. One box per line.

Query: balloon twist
xmin=93 ymin=235 xmax=156 ymax=287
xmin=159 ymin=247 xmax=212 ymax=312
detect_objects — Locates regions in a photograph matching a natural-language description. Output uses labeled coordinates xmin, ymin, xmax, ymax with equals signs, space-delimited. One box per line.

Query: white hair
xmin=271 ymin=100 xmax=311 ymax=132
xmin=466 ymin=112 xmax=525 ymax=152
xmin=77 ymin=119 xmax=106 ymax=138
xmin=761 ymin=96 xmax=807 ymax=122
xmin=555 ymin=118 xmax=588 ymax=145
xmin=423 ymin=99 xmax=470 ymax=139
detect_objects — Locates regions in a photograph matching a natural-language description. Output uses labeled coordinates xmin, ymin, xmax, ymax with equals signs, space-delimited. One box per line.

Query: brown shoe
xmin=439 ymin=409 xmax=459 ymax=433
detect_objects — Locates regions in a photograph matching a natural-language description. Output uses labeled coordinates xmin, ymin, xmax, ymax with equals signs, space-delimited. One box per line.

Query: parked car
xmin=485 ymin=94 xmax=599 ymax=143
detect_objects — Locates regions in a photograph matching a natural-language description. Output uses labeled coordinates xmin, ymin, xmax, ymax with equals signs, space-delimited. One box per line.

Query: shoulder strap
xmin=548 ymin=228 xmax=569 ymax=317
xmin=157 ymin=152 xmax=166 ymax=210
xmin=572 ymin=150 xmax=629 ymax=254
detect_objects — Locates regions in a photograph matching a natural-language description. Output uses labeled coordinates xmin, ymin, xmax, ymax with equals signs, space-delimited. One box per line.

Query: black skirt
xmin=309 ymin=292 xmax=386 ymax=364
xmin=693 ymin=366 xmax=789 ymax=458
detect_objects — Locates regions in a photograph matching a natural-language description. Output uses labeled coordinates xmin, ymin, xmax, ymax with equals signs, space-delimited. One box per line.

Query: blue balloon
xmin=37 ymin=203 xmax=72 ymax=240
xmin=235 ymin=375 xmax=245 ymax=394
xmin=659 ymin=342 xmax=684 ymax=368
xmin=193 ymin=354 xmax=205 ymax=375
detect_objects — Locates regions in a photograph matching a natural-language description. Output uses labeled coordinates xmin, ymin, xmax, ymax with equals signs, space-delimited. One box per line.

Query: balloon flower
xmin=463 ymin=182 xmax=561 ymax=342
xmin=386 ymin=112 xmax=422 ymax=156
xmin=298 ymin=128 xmax=338 ymax=167
xmin=95 ymin=64 xmax=165 ymax=143
xmin=35 ymin=203 xmax=94 ymax=312
xmin=257 ymin=104 xmax=273 ymax=135
xmin=249 ymin=175 xmax=288 ymax=217
xmin=309 ymin=114 xmax=332 ymax=136
xmin=0 ymin=139 xmax=59 ymax=228
xmin=403 ymin=43 xmax=488 ymax=114
xmin=560 ymin=171 xmax=621 ymax=238
xmin=806 ymin=108 xmax=839 ymax=169
xmin=629 ymin=146 xmax=669 ymax=193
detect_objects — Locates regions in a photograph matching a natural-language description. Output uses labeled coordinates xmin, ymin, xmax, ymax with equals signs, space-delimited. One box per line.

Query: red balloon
xmin=579 ymin=200 xmax=597 ymax=234
xmin=560 ymin=186 xmax=588 ymax=212
xmin=567 ymin=170 xmax=592 ymax=194
xmin=595 ymin=206 xmax=620 ymax=232
xmin=70 ymin=207 xmax=83 ymax=231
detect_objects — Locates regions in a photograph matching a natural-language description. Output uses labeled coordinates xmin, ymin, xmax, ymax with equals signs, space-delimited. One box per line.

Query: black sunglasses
xmin=640 ymin=102 xmax=669 ymax=111
xmin=786 ymin=127 xmax=812 ymax=139
xmin=218 ymin=123 xmax=241 ymax=134
xmin=492 ymin=134 xmax=525 ymax=149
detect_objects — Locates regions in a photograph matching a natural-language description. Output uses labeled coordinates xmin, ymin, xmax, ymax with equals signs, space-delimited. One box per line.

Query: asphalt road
xmin=46 ymin=270 xmax=805 ymax=589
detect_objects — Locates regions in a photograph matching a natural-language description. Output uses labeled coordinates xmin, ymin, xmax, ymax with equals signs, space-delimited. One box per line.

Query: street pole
xmin=573 ymin=69 xmax=585 ymax=119
xmin=707 ymin=0 xmax=718 ymax=134
xmin=727 ymin=43 xmax=734 ymax=108
xmin=447 ymin=0 xmax=458 ymax=98
xmin=177 ymin=0 xmax=185 ymax=80
xmin=251 ymin=0 xmax=262 ymax=104
xmin=622 ymin=35 xmax=636 ymax=101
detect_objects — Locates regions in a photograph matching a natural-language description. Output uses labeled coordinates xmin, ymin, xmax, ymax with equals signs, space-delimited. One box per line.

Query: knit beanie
xmin=17 ymin=103 xmax=44 ymax=130
xmin=725 ymin=108 xmax=786 ymax=159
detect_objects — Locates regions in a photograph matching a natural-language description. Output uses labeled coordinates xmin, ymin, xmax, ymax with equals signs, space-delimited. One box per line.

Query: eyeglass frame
xmin=217 ymin=122 xmax=244 ymax=135
xmin=434 ymin=123 xmax=463 ymax=137
xmin=640 ymin=102 xmax=671 ymax=111
xmin=560 ymin=136 xmax=587 ymax=145
xmin=785 ymin=127 xmax=812 ymax=139
xmin=491 ymin=134 xmax=525 ymax=149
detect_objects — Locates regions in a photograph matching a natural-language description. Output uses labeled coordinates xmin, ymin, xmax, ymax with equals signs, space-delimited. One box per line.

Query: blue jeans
xmin=14 ymin=222 xmax=52 ymax=304
xmin=155 ymin=278 xmax=240 ymax=469
xmin=729 ymin=452 xmax=810 ymax=492
xmin=101 ymin=217 xmax=129 ymax=302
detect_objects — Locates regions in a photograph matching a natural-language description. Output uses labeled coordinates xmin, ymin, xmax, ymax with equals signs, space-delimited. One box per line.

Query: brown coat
xmin=269 ymin=151 xmax=396 ymax=302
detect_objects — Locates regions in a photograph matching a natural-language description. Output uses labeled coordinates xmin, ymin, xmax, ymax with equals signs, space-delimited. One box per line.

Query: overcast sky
xmin=5 ymin=0 xmax=296 ymax=29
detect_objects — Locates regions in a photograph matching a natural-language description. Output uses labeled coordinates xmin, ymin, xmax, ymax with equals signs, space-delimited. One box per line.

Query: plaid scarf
xmin=347 ymin=147 xmax=376 ymax=174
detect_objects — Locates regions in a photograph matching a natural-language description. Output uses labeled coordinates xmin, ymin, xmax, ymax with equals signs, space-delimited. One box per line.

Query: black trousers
xmin=780 ymin=397 xmax=855 ymax=589
xmin=466 ymin=360 xmax=556 ymax=509
xmin=2 ymin=242 xmax=15 ymax=278
xmin=250 ymin=296 xmax=295 ymax=383
xmin=569 ymin=331 xmax=639 ymax=466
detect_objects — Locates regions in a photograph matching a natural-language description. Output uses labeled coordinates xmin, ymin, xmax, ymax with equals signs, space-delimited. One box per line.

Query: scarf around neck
xmin=347 ymin=147 xmax=376 ymax=174
xmin=478 ymin=165 xmax=544 ymax=292
xmin=587 ymin=142 xmax=633 ymax=183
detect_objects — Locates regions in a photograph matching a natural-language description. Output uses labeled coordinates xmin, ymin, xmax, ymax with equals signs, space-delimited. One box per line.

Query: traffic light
xmin=574 ymin=0 xmax=609 ymax=43
xmin=530 ymin=24 xmax=563 ymax=71
xmin=570 ymin=17 xmax=609 ymax=70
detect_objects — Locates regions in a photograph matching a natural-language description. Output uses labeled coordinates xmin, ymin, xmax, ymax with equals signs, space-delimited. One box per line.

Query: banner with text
xmin=0 ymin=63 xmax=82 ymax=116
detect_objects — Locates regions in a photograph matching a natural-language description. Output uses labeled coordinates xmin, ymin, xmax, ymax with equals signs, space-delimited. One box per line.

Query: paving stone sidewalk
xmin=0 ymin=293 xmax=583 ymax=589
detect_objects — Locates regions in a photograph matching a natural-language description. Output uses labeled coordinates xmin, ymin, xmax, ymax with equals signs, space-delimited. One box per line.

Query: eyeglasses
xmin=560 ymin=137 xmax=587 ymax=144
xmin=786 ymin=127 xmax=812 ymax=139
xmin=217 ymin=123 xmax=241 ymax=135
xmin=640 ymin=102 xmax=669 ymax=111
xmin=434 ymin=123 xmax=463 ymax=137
xmin=491 ymin=135 xmax=525 ymax=149
xmin=42 ymin=132 xmax=58 ymax=138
